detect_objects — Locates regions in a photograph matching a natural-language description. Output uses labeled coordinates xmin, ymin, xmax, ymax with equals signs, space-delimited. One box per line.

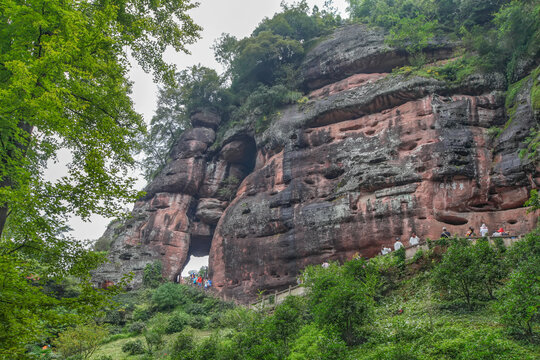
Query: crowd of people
xmin=187 ymin=273 xmax=212 ymax=290
xmin=380 ymin=224 xmax=512 ymax=255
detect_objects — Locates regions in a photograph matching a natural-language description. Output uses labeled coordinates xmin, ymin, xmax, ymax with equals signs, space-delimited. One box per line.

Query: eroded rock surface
xmin=94 ymin=24 xmax=539 ymax=303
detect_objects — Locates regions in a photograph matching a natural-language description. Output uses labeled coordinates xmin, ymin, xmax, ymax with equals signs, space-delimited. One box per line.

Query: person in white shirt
xmin=381 ymin=246 xmax=392 ymax=255
xmin=409 ymin=232 xmax=420 ymax=246
xmin=480 ymin=223 xmax=488 ymax=237
xmin=394 ymin=237 xmax=404 ymax=251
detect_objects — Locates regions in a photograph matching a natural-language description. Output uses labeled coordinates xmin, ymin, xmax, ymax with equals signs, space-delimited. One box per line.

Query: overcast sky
xmin=65 ymin=0 xmax=349 ymax=273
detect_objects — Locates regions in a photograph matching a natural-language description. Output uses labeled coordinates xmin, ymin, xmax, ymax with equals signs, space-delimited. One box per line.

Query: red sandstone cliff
xmin=93 ymin=24 xmax=539 ymax=303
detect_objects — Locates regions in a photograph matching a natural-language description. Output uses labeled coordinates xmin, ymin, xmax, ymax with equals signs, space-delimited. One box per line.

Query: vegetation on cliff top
xmin=141 ymin=0 xmax=539 ymax=179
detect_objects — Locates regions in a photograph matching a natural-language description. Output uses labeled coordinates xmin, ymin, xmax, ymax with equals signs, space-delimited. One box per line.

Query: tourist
xmin=409 ymin=232 xmax=420 ymax=246
xmin=394 ymin=237 xmax=404 ymax=251
xmin=441 ymin=227 xmax=451 ymax=238
xmin=465 ymin=226 xmax=475 ymax=237
xmin=322 ymin=261 xmax=330 ymax=268
xmin=381 ymin=246 xmax=392 ymax=255
xmin=197 ymin=276 xmax=203 ymax=286
xmin=480 ymin=223 xmax=488 ymax=237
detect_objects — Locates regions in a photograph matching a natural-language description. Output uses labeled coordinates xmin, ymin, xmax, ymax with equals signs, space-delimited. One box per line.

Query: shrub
xmin=143 ymin=261 xmax=163 ymax=288
xmin=165 ymin=312 xmax=190 ymax=334
xmin=170 ymin=328 xmax=195 ymax=360
xmin=132 ymin=303 xmax=153 ymax=321
xmin=121 ymin=339 xmax=145 ymax=355
xmin=144 ymin=329 xmax=163 ymax=354
xmin=266 ymin=296 xmax=310 ymax=344
xmin=152 ymin=282 xmax=184 ymax=311
xmin=287 ymin=324 xmax=347 ymax=360
xmin=188 ymin=315 xmax=207 ymax=329
xmin=129 ymin=321 xmax=146 ymax=334
xmin=219 ymin=307 xmax=261 ymax=331
xmin=53 ymin=323 xmax=107 ymax=360
xmin=302 ymin=259 xmax=379 ymax=345
xmin=185 ymin=302 xmax=205 ymax=316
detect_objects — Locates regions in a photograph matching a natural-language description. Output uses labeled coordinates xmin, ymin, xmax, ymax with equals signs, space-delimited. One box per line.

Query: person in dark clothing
xmin=441 ymin=227 xmax=451 ymax=238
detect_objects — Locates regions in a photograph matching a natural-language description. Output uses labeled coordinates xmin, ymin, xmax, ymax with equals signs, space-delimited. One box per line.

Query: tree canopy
xmin=0 ymin=0 xmax=200 ymax=356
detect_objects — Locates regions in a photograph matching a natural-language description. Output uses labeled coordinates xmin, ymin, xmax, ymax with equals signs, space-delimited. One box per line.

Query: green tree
xmin=496 ymin=230 xmax=540 ymax=338
xmin=152 ymin=282 xmax=185 ymax=311
xmin=473 ymin=238 xmax=508 ymax=299
xmin=386 ymin=15 xmax=438 ymax=65
xmin=53 ymin=322 xmax=108 ymax=360
xmin=431 ymin=238 xmax=480 ymax=308
xmin=139 ymin=65 xmax=226 ymax=181
xmin=302 ymin=259 xmax=379 ymax=345
xmin=0 ymin=0 xmax=200 ymax=356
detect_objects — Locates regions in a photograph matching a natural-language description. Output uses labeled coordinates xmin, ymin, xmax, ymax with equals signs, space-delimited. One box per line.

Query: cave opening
xmin=180 ymin=235 xmax=212 ymax=277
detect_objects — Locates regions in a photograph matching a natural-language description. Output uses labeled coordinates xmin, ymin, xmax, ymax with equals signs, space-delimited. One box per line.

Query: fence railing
xmin=248 ymin=234 xmax=525 ymax=311
xmin=249 ymin=284 xmax=306 ymax=310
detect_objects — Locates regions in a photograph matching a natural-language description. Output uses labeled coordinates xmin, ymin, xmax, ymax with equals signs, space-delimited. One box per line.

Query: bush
xmin=170 ymin=328 xmax=195 ymax=360
xmin=152 ymin=283 xmax=184 ymax=311
xmin=143 ymin=261 xmax=163 ymax=288
xmin=53 ymin=323 xmax=107 ymax=360
xmin=302 ymin=259 xmax=379 ymax=345
xmin=266 ymin=296 xmax=310 ymax=343
xmin=121 ymin=339 xmax=145 ymax=355
xmin=129 ymin=321 xmax=146 ymax=334
xmin=132 ymin=303 xmax=153 ymax=321
xmin=188 ymin=315 xmax=207 ymax=329
xmin=144 ymin=329 xmax=163 ymax=354
xmin=185 ymin=302 xmax=205 ymax=316
xmin=287 ymin=324 xmax=347 ymax=360
xmin=165 ymin=312 xmax=190 ymax=334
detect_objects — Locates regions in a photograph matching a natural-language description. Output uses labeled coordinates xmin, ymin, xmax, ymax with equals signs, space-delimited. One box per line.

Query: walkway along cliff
xmin=93 ymin=24 xmax=540 ymax=303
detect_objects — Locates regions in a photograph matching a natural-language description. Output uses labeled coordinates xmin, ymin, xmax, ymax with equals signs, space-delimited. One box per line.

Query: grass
xmin=91 ymin=330 xmax=213 ymax=359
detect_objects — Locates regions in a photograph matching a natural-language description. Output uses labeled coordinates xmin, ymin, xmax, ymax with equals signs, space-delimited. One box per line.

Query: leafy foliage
xmin=53 ymin=323 xmax=107 ymax=360
xmin=139 ymin=66 xmax=228 ymax=180
xmin=0 ymin=0 xmax=200 ymax=356
xmin=151 ymin=283 xmax=186 ymax=311
xmin=496 ymin=230 xmax=540 ymax=337
xmin=287 ymin=324 xmax=348 ymax=360
xmin=302 ymin=259 xmax=379 ymax=345
xmin=431 ymin=238 xmax=508 ymax=308
xmin=121 ymin=339 xmax=145 ymax=355
xmin=143 ymin=261 xmax=164 ymax=289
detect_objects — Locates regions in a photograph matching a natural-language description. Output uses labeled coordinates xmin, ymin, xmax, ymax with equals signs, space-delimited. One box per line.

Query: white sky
xmin=64 ymin=0 xmax=349 ymax=274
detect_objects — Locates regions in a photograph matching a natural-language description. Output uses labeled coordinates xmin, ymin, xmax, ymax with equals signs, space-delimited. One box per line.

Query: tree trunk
xmin=0 ymin=206 xmax=8 ymax=239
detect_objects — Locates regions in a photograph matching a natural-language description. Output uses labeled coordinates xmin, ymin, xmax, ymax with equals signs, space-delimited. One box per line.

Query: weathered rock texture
xmin=94 ymin=24 xmax=539 ymax=303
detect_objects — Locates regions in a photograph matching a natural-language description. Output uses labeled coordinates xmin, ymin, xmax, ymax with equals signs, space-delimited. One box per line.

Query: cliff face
xmin=93 ymin=24 xmax=539 ymax=302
